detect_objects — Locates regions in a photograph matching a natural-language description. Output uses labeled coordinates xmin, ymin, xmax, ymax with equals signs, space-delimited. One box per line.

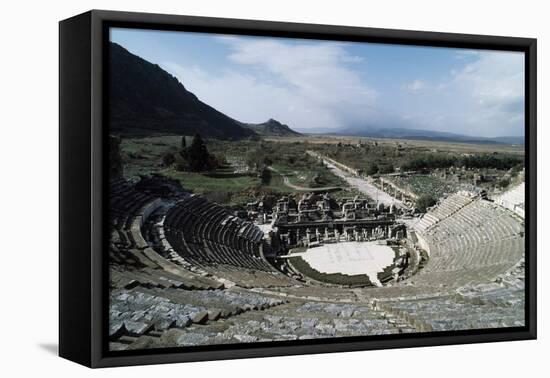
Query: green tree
xmin=365 ymin=163 xmax=379 ymax=176
xmin=510 ymin=164 xmax=524 ymax=177
xmin=498 ymin=178 xmax=511 ymax=189
xmin=378 ymin=164 xmax=394 ymax=174
xmin=161 ymin=152 xmax=176 ymax=167
xmin=259 ymin=166 xmax=272 ymax=185
xmin=416 ymin=194 xmax=437 ymax=213
xmin=180 ymin=134 xmax=218 ymax=172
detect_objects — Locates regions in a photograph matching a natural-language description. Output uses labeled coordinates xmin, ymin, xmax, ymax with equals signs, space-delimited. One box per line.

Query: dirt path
xmin=268 ymin=166 xmax=341 ymax=192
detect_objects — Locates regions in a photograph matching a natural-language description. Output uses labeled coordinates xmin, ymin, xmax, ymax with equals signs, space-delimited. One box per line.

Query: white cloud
xmin=162 ymin=38 xmax=377 ymax=131
xmin=403 ymin=79 xmax=426 ymax=93
xmin=161 ymin=38 xmax=524 ymax=138
xmin=162 ymin=62 xmax=341 ymax=130
xmin=398 ymin=51 xmax=524 ymax=137
xmin=453 ymin=51 xmax=524 ymax=106
xmin=449 ymin=51 xmax=524 ymax=136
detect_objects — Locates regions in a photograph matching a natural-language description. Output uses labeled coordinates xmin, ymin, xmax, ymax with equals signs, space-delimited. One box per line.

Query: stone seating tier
xmin=163 ymin=195 xmax=278 ymax=273
xmin=107 ymin=178 xmax=525 ymax=351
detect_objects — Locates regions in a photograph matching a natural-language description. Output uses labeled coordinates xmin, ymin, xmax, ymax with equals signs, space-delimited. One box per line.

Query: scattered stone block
xmin=208 ymin=308 xmax=222 ymax=321
xmin=124 ymin=321 xmax=153 ymax=336
xmin=126 ymin=336 xmax=158 ymax=350
xmin=190 ymin=311 xmax=209 ymax=324
xmin=109 ymin=342 xmax=129 ymax=351
xmin=109 ymin=322 xmax=127 ymax=340
xmin=233 ymin=334 xmax=258 ymax=343
xmin=176 ymin=332 xmax=209 ymax=346
xmin=175 ymin=315 xmax=192 ymax=328
xmin=154 ymin=319 xmax=176 ymax=331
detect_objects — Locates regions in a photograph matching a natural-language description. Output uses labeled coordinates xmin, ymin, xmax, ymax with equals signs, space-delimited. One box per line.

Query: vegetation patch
xmin=377 ymin=263 xmax=397 ymax=284
xmin=120 ymin=136 xmax=349 ymax=205
xmin=308 ymin=140 xmax=524 ymax=175
xmin=386 ymin=175 xmax=458 ymax=199
xmin=160 ymin=170 xmax=259 ymax=193
xmin=288 ymin=256 xmax=374 ymax=287
xmin=401 ymin=153 xmax=523 ymax=171
xmin=416 ymin=194 xmax=437 ymax=213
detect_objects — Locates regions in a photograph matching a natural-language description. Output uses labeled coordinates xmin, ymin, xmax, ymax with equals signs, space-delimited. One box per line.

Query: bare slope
xmin=109 ymin=42 xmax=255 ymax=140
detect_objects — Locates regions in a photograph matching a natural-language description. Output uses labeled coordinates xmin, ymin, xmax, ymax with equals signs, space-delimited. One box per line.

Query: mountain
xmin=109 ymin=42 xmax=255 ymax=140
xmin=332 ymin=127 xmax=524 ymax=145
xmin=243 ymin=119 xmax=302 ymax=137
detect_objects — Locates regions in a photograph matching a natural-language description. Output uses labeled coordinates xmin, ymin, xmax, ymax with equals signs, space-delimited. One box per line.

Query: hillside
xmin=109 ymin=42 xmax=255 ymax=140
xmin=243 ymin=119 xmax=301 ymax=137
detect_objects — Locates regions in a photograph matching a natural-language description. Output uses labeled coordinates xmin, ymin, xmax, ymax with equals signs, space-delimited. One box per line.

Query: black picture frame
xmin=59 ymin=9 xmax=537 ymax=368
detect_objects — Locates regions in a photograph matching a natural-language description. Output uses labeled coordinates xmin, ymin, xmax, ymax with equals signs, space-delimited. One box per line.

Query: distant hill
xmin=489 ymin=136 xmax=525 ymax=145
xmin=333 ymin=127 xmax=524 ymax=145
xmin=109 ymin=42 xmax=255 ymax=140
xmin=243 ymin=119 xmax=302 ymax=137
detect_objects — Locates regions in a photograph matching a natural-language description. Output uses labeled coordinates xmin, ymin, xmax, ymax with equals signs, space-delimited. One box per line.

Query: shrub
xmin=510 ymin=164 xmax=524 ymax=177
xmin=161 ymin=152 xmax=176 ymax=167
xmin=365 ymin=163 xmax=379 ymax=176
xmin=416 ymin=194 xmax=437 ymax=212
xmin=498 ymin=178 xmax=511 ymax=189
xmin=378 ymin=163 xmax=394 ymax=174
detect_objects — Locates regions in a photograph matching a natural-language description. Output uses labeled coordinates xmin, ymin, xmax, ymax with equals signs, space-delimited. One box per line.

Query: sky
xmin=111 ymin=28 xmax=525 ymax=138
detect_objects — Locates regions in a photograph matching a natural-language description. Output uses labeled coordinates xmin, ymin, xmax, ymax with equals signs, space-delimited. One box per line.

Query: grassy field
xmin=384 ymin=175 xmax=460 ymax=198
xmin=265 ymin=135 xmax=524 ymax=184
xmin=265 ymin=135 xmax=525 ymax=155
xmin=118 ymin=133 xmax=523 ymax=205
xmin=160 ymin=169 xmax=258 ymax=192
xmin=119 ymin=135 xmax=349 ymax=205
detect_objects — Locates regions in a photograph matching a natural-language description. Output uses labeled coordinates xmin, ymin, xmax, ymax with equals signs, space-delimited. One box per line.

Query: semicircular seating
xmin=163 ymin=195 xmax=276 ymax=272
xmin=411 ymin=195 xmax=524 ymax=288
xmin=107 ymin=177 xmax=526 ymax=351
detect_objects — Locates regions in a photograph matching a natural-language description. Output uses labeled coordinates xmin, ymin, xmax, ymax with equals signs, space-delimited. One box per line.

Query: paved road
xmin=321 ymin=160 xmax=405 ymax=208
